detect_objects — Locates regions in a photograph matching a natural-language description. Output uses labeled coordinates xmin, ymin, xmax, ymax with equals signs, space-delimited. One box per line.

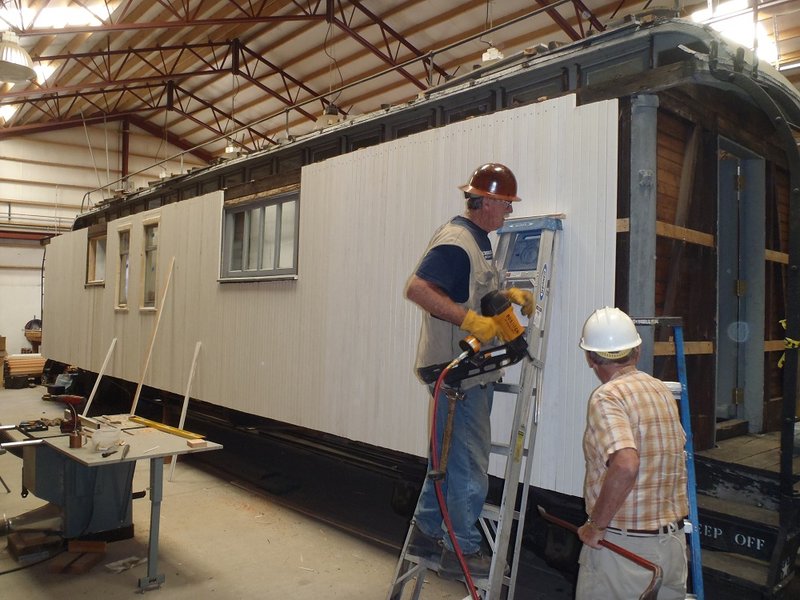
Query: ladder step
xmin=481 ymin=502 xmax=519 ymax=522
xmin=494 ymin=382 xmax=519 ymax=394
xmin=491 ymin=442 xmax=510 ymax=455
xmin=490 ymin=442 xmax=531 ymax=458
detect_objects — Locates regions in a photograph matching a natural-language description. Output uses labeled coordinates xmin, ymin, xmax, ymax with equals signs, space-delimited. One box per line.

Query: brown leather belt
xmin=606 ymin=518 xmax=685 ymax=535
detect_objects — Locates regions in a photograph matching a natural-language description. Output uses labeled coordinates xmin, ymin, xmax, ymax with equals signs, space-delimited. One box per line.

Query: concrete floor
xmin=0 ymin=385 xmax=574 ymax=599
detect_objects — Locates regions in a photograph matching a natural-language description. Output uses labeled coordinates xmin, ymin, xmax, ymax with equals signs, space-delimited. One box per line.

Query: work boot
xmin=438 ymin=547 xmax=492 ymax=580
xmin=406 ymin=526 xmax=442 ymax=561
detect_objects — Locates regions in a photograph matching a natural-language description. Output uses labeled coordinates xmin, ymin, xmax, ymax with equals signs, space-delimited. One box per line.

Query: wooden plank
xmin=48 ymin=551 xmax=82 ymax=574
xmin=744 ymin=450 xmax=781 ymax=471
xmin=706 ymin=438 xmax=774 ymax=464
xmin=701 ymin=549 xmax=770 ymax=587
xmin=698 ymin=432 xmax=800 ymax=474
xmin=67 ymin=540 xmax=107 ymax=553
xmin=617 ymin=218 xmax=716 ymax=247
xmin=765 ymin=249 xmax=788 ymax=264
xmin=169 ymin=340 xmax=203 ymax=481
xmin=131 ymin=256 xmax=175 ymax=415
xmin=654 ymin=341 xmax=714 ymax=355
xmin=656 ymin=221 xmax=715 ymax=247
xmin=6 ymin=361 xmax=46 ymax=369
xmin=5 ymin=360 xmax=47 ymax=375
xmin=82 ymin=337 xmax=117 ymax=416
xmin=5 ymin=358 xmax=45 ymax=366
xmin=128 ymin=415 xmax=204 ymax=439
xmin=6 ymin=359 xmax=46 ymax=367
xmin=698 ymin=495 xmax=779 ymax=527
xmin=65 ymin=551 xmax=105 ymax=574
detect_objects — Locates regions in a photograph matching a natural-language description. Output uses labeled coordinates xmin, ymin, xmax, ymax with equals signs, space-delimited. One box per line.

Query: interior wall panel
xmin=42 ymin=95 xmax=617 ymax=498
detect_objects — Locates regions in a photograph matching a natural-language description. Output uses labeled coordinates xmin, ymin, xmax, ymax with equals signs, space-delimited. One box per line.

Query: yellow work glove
xmin=460 ymin=309 xmax=499 ymax=344
xmin=504 ymin=287 xmax=534 ymax=318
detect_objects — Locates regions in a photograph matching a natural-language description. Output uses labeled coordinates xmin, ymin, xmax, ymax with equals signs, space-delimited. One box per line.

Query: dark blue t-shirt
xmin=416 ymin=216 xmax=492 ymax=303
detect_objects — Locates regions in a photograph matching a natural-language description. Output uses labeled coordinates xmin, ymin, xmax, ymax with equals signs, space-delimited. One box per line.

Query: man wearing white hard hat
xmin=575 ymin=307 xmax=689 ymax=600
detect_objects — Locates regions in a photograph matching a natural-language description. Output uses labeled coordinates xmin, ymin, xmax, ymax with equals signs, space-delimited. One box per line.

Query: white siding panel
xmin=42 ymin=95 xmax=617 ymax=498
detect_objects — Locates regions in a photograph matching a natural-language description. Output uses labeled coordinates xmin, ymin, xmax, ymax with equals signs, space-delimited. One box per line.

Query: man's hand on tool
xmin=578 ymin=519 xmax=607 ymax=549
xmin=460 ymin=309 xmax=500 ymax=343
xmin=504 ymin=287 xmax=534 ymax=317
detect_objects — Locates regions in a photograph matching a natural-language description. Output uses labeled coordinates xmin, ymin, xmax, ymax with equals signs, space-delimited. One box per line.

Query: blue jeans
xmin=413 ymin=383 xmax=494 ymax=554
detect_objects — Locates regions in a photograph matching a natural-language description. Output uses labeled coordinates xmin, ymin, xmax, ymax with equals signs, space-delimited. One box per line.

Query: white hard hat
xmin=579 ymin=307 xmax=642 ymax=357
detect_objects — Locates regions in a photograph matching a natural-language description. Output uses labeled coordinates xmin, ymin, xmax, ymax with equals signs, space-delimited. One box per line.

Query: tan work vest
xmin=413 ymin=220 xmax=501 ymax=389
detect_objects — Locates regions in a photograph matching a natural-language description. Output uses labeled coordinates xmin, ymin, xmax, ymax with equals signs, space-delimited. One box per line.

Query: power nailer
xmin=417 ymin=289 xmax=531 ymax=385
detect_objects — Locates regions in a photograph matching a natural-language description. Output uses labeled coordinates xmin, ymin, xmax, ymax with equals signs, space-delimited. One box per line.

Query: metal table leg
xmin=138 ymin=456 xmax=166 ymax=592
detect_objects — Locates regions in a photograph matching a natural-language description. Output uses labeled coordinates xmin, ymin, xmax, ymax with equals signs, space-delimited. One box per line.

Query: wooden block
xmin=187 ymin=438 xmax=207 ymax=448
xmin=65 ymin=551 xmax=105 ymax=574
xmin=7 ymin=532 xmax=63 ymax=561
xmin=9 ymin=531 xmax=55 ymax=548
xmin=48 ymin=551 xmax=82 ymax=573
xmin=68 ymin=539 xmax=107 ymax=554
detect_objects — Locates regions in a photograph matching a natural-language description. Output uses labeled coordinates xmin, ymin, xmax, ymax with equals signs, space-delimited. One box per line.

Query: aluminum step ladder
xmin=387 ymin=215 xmax=563 ymax=600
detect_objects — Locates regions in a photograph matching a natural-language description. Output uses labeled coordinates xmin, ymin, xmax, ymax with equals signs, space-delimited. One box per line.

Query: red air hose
xmin=431 ymin=363 xmax=481 ymax=600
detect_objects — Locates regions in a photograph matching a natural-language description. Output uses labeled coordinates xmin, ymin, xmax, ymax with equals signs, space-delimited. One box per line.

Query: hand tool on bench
xmin=537 ymin=506 xmax=663 ymax=600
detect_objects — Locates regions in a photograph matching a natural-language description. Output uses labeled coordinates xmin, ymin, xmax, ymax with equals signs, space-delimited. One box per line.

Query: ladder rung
xmin=481 ymin=503 xmax=520 ymax=522
xmin=490 ymin=443 xmax=532 ymax=458
xmin=490 ymin=442 xmax=510 ymax=455
xmin=494 ymin=382 xmax=519 ymax=394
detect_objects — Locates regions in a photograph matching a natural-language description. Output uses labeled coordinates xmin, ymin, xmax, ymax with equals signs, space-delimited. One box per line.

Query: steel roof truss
xmin=349 ymin=0 xmax=450 ymax=82
xmin=329 ymin=1 xmax=426 ymax=90
xmin=238 ymin=42 xmax=323 ymax=121
xmin=171 ymin=83 xmax=275 ymax=148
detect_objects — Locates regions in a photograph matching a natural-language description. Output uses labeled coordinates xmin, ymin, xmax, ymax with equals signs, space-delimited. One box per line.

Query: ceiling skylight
xmin=0 ymin=3 xmax=113 ymax=30
xmin=691 ymin=0 xmax=779 ymax=65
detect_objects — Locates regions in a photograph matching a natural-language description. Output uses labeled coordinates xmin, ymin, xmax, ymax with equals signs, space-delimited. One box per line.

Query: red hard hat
xmin=458 ymin=163 xmax=521 ymax=202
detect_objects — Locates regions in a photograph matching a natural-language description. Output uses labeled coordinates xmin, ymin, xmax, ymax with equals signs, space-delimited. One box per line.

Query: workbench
xmin=1 ymin=408 xmax=222 ymax=592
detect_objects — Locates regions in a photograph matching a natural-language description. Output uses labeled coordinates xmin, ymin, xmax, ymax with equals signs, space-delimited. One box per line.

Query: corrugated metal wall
xmin=43 ymin=94 xmax=617 ymax=497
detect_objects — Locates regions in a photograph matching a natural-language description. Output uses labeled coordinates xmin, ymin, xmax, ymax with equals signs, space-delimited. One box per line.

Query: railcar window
xmin=142 ymin=222 xmax=159 ymax=307
xmin=221 ymin=191 xmax=299 ymax=280
xmin=117 ymin=229 xmax=130 ymax=307
xmin=86 ymin=234 xmax=106 ymax=284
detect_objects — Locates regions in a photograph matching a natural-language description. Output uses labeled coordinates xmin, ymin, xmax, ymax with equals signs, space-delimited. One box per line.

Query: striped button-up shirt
xmin=582 ymin=368 xmax=688 ymax=530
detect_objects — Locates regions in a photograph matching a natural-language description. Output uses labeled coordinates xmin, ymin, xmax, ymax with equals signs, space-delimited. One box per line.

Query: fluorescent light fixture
xmin=0 ymin=31 xmax=35 ymax=83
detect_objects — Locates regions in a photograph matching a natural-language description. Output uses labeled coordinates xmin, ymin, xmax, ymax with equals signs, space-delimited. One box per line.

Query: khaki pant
xmin=575 ymin=527 xmax=687 ymax=600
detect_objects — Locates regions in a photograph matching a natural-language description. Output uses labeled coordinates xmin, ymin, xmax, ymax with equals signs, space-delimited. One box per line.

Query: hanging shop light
xmin=316 ymin=104 xmax=340 ymax=129
xmin=0 ymin=31 xmax=36 ymax=83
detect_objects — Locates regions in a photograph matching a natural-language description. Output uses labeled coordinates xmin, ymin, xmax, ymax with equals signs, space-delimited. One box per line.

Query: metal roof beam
xmin=329 ymin=1 xmax=428 ymax=90
xmin=237 ymin=42 xmax=321 ymax=121
xmin=127 ymin=114 xmax=215 ymax=163
xmin=535 ymin=0 xmax=583 ymax=41
xmin=18 ymin=15 xmax=322 ymax=38
xmin=170 ymin=83 xmax=277 ymax=150
xmin=349 ymin=0 xmax=451 ymax=83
